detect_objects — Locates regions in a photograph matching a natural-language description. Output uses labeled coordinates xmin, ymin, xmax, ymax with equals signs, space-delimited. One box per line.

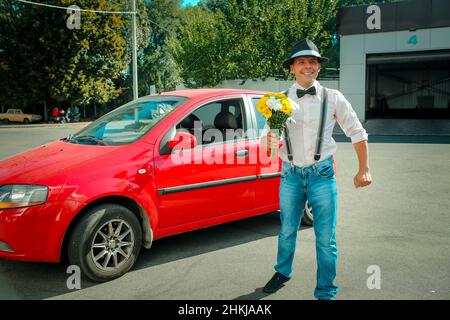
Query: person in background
xmin=52 ymin=106 xmax=59 ymax=119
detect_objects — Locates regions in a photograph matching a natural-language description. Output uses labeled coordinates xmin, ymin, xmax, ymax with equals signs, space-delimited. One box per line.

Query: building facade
xmin=338 ymin=0 xmax=450 ymax=121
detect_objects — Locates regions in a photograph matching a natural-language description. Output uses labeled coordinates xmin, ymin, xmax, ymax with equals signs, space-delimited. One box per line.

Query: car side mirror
xmin=168 ymin=131 xmax=198 ymax=151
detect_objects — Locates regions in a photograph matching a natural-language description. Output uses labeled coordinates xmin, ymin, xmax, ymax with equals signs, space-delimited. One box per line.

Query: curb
xmin=0 ymin=122 xmax=92 ymax=129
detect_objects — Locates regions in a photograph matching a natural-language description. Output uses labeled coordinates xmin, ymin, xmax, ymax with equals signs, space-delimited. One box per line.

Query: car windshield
xmin=66 ymin=95 xmax=188 ymax=146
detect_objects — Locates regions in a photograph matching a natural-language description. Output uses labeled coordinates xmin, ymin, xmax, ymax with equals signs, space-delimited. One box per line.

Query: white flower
xmin=267 ymin=96 xmax=282 ymax=111
xmin=289 ymin=98 xmax=300 ymax=111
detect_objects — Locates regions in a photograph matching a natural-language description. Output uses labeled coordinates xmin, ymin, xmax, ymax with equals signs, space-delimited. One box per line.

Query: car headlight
xmin=0 ymin=184 xmax=48 ymax=209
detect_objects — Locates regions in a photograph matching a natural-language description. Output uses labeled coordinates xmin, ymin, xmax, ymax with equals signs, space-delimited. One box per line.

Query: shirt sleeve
xmin=335 ymin=91 xmax=368 ymax=144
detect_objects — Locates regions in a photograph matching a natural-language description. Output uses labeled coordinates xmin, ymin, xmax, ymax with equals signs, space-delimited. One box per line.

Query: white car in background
xmin=0 ymin=109 xmax=42 ymax=124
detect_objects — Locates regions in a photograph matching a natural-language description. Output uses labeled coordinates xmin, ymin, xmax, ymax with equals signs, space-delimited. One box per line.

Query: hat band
xmin=290 ymin=50 xmax=322 ymax=59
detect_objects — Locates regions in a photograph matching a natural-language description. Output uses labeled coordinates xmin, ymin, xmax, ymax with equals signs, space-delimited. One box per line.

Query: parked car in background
xmin=0 ymin=89 xmax=317 ymax=282
xmin=0 ymin=109 xmax=42 ymax=124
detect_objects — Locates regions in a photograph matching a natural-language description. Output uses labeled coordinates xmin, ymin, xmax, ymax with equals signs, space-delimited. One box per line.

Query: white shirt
xmin=264 ymin=80 xmax=368 ymax=167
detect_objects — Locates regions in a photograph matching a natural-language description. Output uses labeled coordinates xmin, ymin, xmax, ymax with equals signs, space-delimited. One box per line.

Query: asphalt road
xmin=0 ymin=124 xmax=449 ymax=300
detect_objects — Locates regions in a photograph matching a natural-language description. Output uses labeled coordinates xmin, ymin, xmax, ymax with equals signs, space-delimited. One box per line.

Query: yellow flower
xmin=257 ymin=93 xmax=294 ymax=119
xmin=281 ymin=99 xmax=292 ymax=114
xmin=256 ymin=96 xmax=268 ymax=113
xmin=274 ymin=93 xmax=286 ymax=99
xmin=262 ymin=107 xmax=272 ymax=119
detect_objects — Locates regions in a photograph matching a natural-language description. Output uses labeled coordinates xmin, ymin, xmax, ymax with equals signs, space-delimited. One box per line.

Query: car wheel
xmin=68 ymin=204 xmax=142 ymax=282
xmin=301 ymin=201 xmax=313 ymax=226
xmin=23 ymin=118 xmax=30 ymax=124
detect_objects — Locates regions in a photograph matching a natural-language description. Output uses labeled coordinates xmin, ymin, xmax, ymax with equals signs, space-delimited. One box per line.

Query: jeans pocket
xmin=281 ymin=168 xmax=290 ymax=179
xmin=280 ymin=163 xmax=292 ymax=179
xmin=315 ymin=164 xmax=334 ymax=179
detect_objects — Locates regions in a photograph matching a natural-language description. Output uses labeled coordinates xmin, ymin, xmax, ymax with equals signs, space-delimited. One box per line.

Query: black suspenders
xmin=283 ymin=90 xmax=294 ymax=164
xmin=314 ymin=86 xmax=328 ymax=161
xmin=282 ymin=87 xmax=328 ymax=165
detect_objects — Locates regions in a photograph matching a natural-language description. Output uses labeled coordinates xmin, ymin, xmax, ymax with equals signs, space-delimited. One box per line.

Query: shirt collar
xmin=294 ymin=80 xmax=319 ymax=91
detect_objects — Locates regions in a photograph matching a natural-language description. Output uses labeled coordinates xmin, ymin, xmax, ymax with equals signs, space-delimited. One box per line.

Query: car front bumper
xmin=0 ymin=200 xmax=75 ymax=262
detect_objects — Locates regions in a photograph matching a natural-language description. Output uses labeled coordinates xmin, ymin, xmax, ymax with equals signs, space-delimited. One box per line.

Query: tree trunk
xmin=43 ymin=96 xmax=48 ymax=122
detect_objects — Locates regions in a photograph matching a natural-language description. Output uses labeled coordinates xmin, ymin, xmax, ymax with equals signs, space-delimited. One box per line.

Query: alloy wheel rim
xmin=305 ymin=202 xmax=313 ymax=219
xmin=91 ymin=219 xmax=134 ymax=271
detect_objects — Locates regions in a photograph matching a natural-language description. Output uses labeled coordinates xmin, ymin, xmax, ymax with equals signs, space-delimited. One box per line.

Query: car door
xmin=153 ymin=95 xmax=259 ymax=229
xmin=15 ymin=110 xmax=24 ymax=122
xmin=246 ymin=95 xmax=282 ymax=210
xmin=7 ymin=110 xmax=16 ymax=122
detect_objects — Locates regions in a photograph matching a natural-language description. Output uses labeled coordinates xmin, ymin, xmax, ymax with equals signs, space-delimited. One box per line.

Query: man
xmin=52 ymin=106 xmax=59 ymax=118
xmin=262 ymin=39 xmax=372 ymax=300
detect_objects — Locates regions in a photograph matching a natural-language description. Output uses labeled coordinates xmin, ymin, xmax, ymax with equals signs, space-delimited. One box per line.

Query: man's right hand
xmin=263 ymin=130 xmax=281 ymax=151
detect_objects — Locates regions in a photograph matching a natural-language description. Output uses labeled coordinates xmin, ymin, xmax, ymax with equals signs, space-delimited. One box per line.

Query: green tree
xmin=169 ymin=0 xmax=338 ymax=87
xmin=140 ymin=41 xmax=182 ymax=93
xmin=52 ymin=1 xmax=128 ymax=108
xmin=147 ymin=0 xmax=182 ymax=51
xmin=169 ymin=5 xmax=228 ymax=87
xmin=0 ymin=0 xmax=62 ymax=114
xmin=0 ymin=0 xmax=151 ymax=117
xmin=138 ymin=0 xmax=183 ymax=94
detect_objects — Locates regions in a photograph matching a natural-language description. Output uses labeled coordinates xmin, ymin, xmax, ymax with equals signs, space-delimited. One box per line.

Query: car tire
xmin=68 ymin=204 xmax=142 ymax=282
xmin=23 ymin=118 xmax=30 ymax=124
xmin=301 ymin=201 xmax=313 ymax=226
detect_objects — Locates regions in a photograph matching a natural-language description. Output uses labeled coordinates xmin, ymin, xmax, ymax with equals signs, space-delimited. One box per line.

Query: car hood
xmin=0 ymin=140 xmax=121 ymax=185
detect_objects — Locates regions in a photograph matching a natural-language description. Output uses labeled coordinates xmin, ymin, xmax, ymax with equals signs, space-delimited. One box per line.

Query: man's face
xmin=290 ymin=56 xmax=321 ymax=88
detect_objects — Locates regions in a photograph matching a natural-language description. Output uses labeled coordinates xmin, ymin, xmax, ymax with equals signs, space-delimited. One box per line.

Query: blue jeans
xmin=275 ymin=156 xmax=339 ymax=300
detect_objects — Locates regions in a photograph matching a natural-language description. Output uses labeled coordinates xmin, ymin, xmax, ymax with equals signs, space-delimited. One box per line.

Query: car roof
xmin=140 ymin=88 xmax=269 ymax=101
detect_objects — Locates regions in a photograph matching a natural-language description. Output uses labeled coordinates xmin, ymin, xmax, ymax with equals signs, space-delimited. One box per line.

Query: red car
xmin=0 ymin=89 xmax=314 ymax=282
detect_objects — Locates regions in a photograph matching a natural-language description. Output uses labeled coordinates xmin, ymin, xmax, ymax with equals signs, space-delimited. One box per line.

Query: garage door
xmin=366 ymin=50 xmax=450 ymax=119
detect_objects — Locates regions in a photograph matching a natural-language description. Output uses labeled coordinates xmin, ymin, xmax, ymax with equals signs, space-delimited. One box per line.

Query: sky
xmin=182 ymin=0 xmax=201 ymax=7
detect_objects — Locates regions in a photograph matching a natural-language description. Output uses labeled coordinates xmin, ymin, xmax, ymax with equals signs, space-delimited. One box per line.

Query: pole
xmin=131 ymin=0 xmax=138 ymax=100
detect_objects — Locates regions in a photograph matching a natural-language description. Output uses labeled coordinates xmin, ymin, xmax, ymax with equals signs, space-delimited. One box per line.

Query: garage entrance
xmin=366 ymin=50 xmax=450 ymax=119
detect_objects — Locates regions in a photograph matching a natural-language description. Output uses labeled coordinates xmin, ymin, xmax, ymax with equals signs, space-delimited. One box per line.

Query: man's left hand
xmin=354 ymin=169 xmax=372 ymax=188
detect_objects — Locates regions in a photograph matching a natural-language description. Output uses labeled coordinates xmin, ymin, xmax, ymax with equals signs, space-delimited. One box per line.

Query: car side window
xmin=190 ymin=102 xmax=220 ymax=132
xmin=180 ymin=98 xmax=246 ymax=145
xmin=251 ymin=97 xmax=267 ymax=137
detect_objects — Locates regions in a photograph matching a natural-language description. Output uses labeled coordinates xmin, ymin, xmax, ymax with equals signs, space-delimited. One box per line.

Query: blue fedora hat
xmin=282 ymin=38 xmax=329 ymax=69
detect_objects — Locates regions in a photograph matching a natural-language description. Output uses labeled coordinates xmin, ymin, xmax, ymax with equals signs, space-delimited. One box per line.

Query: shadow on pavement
xmin=233 ymin=287 xmax=273 ymax=300
xmin=0 ymin=211 xmax=312 ymax=300
xmin=134 ymin=212 xmax=311 ymax=272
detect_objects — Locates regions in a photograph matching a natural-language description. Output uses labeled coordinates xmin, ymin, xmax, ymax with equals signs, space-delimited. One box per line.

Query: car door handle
xmin=235 ymin=150 xmax=249 ymax=158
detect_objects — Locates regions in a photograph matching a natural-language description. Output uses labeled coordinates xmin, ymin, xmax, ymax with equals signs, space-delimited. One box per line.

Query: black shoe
xmin=263 ymin=272 xmax=290 ymax=293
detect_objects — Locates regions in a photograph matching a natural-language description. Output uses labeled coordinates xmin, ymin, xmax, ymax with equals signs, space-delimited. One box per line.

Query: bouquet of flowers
xmin=256 ymin=93 xmax=296 ymax=158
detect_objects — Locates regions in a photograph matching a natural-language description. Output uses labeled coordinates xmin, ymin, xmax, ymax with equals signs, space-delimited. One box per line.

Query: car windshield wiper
xmin=64 ymin=135 xmax=109 ymax=146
